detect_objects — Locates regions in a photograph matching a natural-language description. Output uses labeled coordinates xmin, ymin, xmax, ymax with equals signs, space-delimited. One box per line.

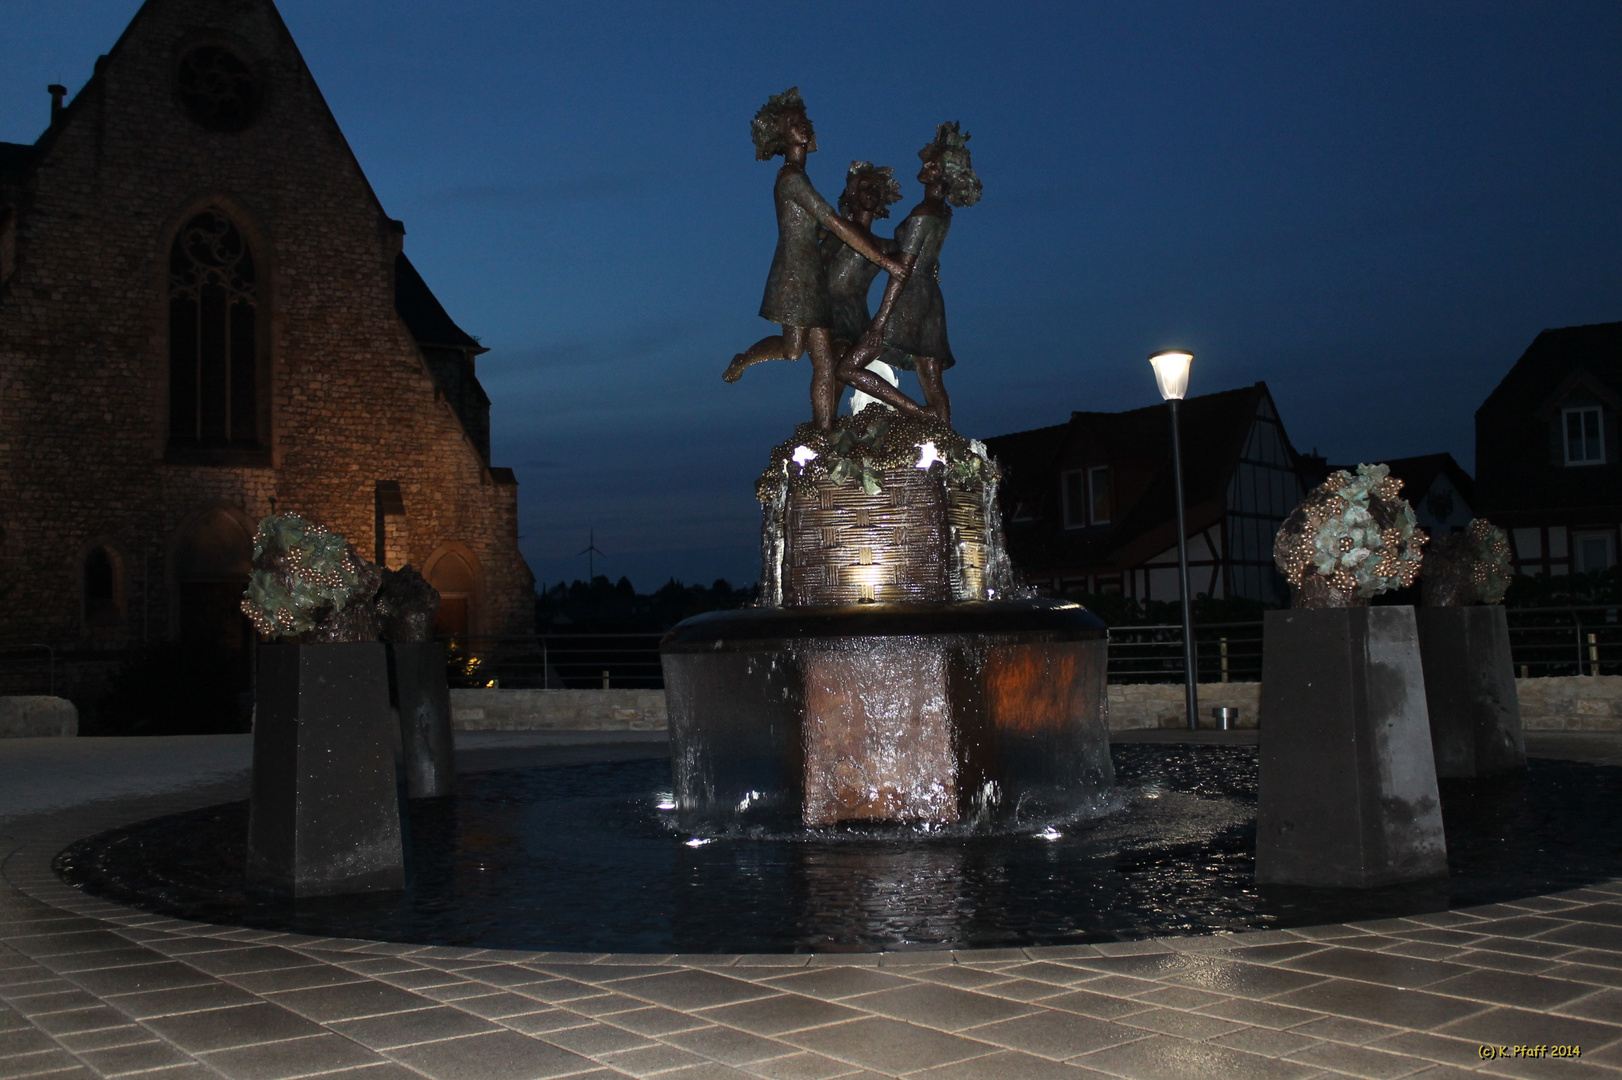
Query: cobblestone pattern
xmin=7 ymin=770 xmax=1622 ymax=1079
xmin=451 ymin=689 xmax=668 ymax=733
xmin=0 ymin=0 xmax=532 ymax=652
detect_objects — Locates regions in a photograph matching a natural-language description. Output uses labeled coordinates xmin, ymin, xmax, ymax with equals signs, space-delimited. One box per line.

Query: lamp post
xmin=1149 ymin=351 xmax=1199 ymax=732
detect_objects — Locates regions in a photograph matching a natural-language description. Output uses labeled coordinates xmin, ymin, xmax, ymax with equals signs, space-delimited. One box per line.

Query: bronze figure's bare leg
xmin=916 ymin=355 xmax=950 ymax=426
xmin=833 ymin=260 xmax=929 ymax=419
xmin=808 ymin=329 xmax=840 ymax=430
xmin=724 ymin=326 xmax=808 ymax=383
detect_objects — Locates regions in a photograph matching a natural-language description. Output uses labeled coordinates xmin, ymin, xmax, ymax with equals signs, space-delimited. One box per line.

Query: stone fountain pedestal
xmin=1415 ymin=606 xmax=1526 ymax=778
xmin=662 ymin=601 xmax=1111 ymax=828
xmin=247 ymin=643 xmax=405 ymax=896
xmin=1256 ymin=606 xmax=1448 ymax=887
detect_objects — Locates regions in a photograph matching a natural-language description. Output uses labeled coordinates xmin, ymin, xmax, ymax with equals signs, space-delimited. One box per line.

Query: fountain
xmin=662 ymin=94 xmax=1112 ymax=834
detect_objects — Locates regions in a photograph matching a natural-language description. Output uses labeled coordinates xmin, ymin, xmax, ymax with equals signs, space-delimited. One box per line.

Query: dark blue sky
xmin=8 ymin=1 xmax=1622 ymax=591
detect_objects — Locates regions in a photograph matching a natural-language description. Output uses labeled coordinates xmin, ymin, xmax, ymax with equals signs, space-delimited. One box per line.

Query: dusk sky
xmin=7 ymin=1 xmax=1622 ymax=592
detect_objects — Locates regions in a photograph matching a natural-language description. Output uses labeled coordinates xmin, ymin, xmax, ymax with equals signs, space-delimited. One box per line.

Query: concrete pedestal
xmin=390 ymin=642 xmax=455 ymax=799
xmin=1416 ymin=606 xmax=1526 ymax=778
xmin=1257 ymin=606 xmax=1447 ymax=887
xmin=247 ymin=643 xmax=405 ymax=897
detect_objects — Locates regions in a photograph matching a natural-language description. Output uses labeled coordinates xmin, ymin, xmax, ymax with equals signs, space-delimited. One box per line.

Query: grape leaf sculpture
xmin=240 ymin=514 xmax=382 ymax=642
xmin=1273 ymin=463 xmax=1426 ymax=609
xmin=1420 ymin=518 xmax=1512 ymax=607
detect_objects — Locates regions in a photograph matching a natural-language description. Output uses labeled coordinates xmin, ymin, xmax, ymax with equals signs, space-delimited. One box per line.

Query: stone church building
xmin=0 ymin=0 xmax=533 ymax=705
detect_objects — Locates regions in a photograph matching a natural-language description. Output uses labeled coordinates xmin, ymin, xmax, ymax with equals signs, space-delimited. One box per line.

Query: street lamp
xmin=1149 ymin=350 xmax=1199 ymax=732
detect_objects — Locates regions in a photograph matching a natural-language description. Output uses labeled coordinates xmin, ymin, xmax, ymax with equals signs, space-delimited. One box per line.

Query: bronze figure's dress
xmin=760 ymin=167 xmax=836 ymax=328
xmin=823 ymin=231 xmax=898 ymax=343
xmin=882 ymin=211 xmax=954 ymax=371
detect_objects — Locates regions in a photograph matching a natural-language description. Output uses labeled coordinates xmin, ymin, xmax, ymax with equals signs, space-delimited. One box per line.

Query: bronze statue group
xmin=724 ymin=87 xmax=982 ymax=431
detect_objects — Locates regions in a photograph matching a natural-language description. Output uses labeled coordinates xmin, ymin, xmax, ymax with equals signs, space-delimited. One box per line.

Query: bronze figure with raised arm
xmin=722 ymin=88 xmax=913 ymax=430
xmin=839 ymin=122 xmax=982 ymax=428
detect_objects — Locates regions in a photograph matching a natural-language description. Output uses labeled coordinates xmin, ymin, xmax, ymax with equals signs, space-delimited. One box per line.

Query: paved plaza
xmin=2 ymin=731 xmax=1622 ymax=1079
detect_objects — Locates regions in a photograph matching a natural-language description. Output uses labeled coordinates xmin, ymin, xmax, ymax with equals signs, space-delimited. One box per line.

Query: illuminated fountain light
xmin=1035 ymin=826 xmax=1063 ymax=841
xmin=915 ymin=440 xmax=944 ymax=470
xmin=735 ymin=790 xmax=762 ymax=813
xmin=655 ymin=793 xmax=677 ymax=811
xmin=684 ymin=837 xmax=712 ymax=848
xmin=791 ymin=445 xmax=818 ymax=467
xmin=848 ymin=360 xmax=899 ymax=414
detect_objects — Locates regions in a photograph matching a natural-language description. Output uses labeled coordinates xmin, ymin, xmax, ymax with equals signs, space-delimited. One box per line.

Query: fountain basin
xmin=660 ymin=599 xmax=1111 ymax=829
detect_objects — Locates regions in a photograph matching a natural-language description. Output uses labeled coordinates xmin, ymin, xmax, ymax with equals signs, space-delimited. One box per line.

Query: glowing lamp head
xmin=1148 ymin=351 xmax=1194 ymax=401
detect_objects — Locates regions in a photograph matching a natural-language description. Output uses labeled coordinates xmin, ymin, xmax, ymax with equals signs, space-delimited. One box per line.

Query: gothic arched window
xmin=169 ymin=212 xmax=257 ymax=449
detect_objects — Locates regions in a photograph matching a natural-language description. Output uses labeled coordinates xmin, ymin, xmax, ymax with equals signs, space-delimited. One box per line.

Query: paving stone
xmin=615 ymin=970 xmax=778 ymax=1011
xmin=40 ymin=947 xmax=174 ymax=974
xmin=169 ymin=947 xmax=309 ymax=977
xmin=970 ymin=978 xmax=1068 ymax=1002
xmin=697 ymin=993 xmax=867 ymax=1037
xmin=1209 ymin=1025 xmax=1318 ymax=1057
xmin=74 ymin=1038 xmax=198 ymax=1075
xmin=1118 ymin=1006 xmax=1244 ymax=1040
xmin=759 ymin=967 xmax=916 ymax=1001
xmin=1285 ymin=1039 xmax=1436 ymax=1078
xmin=197 ymin=1032 xmax=384 ymax=1078
xmin=663 ymin=1024 xmax=800 ymax=1066
xmin=1289 ymin=1014 xmax=1401 ymax=1045
xmin=1270 ymin=980 xmax=1488 ymax=1030
xmin=600 ymin=1005 xmax=712 ymax=1036
xmin=1076 ymin=1033 xmax=1320 ymax=1080
xmin=1425 ymin=969 xmax=1593 ymax=1010
xmin=558 ymin=992 xmax=649 ymax=1017
xmin=903 ymin=966 xmax=1014 ymax=991
xmin=738 ymin=1049 xmax=863 ymax=1079
xmin=388 ymin=1029 xmax=597 ymax=1080
xmin=538 ymin=1020 xmax=657 ymax=1055
xmin=454 ymin=991 xmax=572 ymax=1020
xmin=100 ymin=981 xmax=261 ymax=1019
xmin=1278 ymin=948 xmax=1471 ymax=990
xmin=841 ymin=983 xmax=1035 ymax=1033
xmin=598 ymin=1042 xmax=711 ymax=1075
xmin=785 ymin=1016 xmax=995 ymax=1073
xmin=1436 ymin=1004 xmax=1622 ymax=1049
xmin=226 ymin=964 xmax=370 ymax=993
xmin=1032 ymin=987 xmax=1155 ymax=1020
xmin=1452 ymin=950 xmax=1563 ymax=975
xmin=1195 ymin=996 xmax=1324 ymax=1030
xmin=1365 ymin=1030 xmax=1487 ymax=1067
xmin=142 ymin=1001 xmax=330 ymax=1052
xmin=1134 ymin=986 xmax=1229 ymax=1011
xmin=264 ymin=979 xmax=437 ymax=1022
xmin=71 ymin=960 xmax=218 ymax=997
xmin=327 ymin=1005 xmax=501 ymax=1049
xmin=964 ymin=1009 xmax=1144 ymax=1059
xmin=908 ymin=1048 xmax=1108 ymax=1079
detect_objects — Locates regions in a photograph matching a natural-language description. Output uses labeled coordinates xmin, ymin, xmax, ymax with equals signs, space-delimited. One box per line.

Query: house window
xmin=169 ymin=212 xmax=257 ymax=449
xmin=1088 ymin=466 xmax=1112 ymax=525
xmin=1574 ymin=531 xmax=1615 ymax=574
xmin=1564 ymin=406 xmax=1604 ymax=465
xmin=1062 ymin=470 xmax=1086 ymax=529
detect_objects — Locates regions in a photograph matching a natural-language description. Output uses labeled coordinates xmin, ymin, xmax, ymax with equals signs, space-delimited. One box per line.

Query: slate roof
xmin=986 ymin=383 xmax=1278 ymax=576
xmin=1379 ymin=453 xmax=1476 ymax=509
xmin=394 ymin=253 xmax=484 ymax=352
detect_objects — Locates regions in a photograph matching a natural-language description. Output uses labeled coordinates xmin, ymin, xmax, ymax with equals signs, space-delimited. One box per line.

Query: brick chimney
xmin=48 ymin=85 xmax=66 ymax=130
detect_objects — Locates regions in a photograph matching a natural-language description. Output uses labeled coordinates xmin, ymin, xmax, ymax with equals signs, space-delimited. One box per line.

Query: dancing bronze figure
xmin=723 ymin=88 xmax=912 ymax=430
xmin=840 ymin=122 xmax=982 ymax=428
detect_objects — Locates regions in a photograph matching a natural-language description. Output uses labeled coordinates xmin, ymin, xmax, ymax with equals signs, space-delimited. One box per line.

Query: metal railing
xmin=0 ymin=644 xmax=55 ymax=696
xmin=443 ymin=633 xmax=665 ymax=690
xmin=424 ymin=605 xmax=1622 ymax=693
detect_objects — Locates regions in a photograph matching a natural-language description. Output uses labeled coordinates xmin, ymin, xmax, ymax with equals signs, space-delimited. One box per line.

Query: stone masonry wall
xmin=0 ymin=0 xmax=531 ymax=655
xmin=442 ymin=677 xmax=1622 ymax=734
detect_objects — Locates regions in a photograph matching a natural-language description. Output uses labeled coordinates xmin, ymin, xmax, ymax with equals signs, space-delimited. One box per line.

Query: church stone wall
xmin=0 ymin=0 xmax=532 ymax=663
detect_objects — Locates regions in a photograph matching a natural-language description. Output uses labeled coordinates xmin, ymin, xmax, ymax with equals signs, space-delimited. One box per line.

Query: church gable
xmin=0 ymin=0 xmax=534 ymax=671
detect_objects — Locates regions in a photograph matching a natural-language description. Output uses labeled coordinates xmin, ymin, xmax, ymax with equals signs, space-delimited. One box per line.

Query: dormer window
xmin=1564 ymin=406 xmax=1604 ymax=465
xmin=1088 ymin=466 xmax=1112 ymax=526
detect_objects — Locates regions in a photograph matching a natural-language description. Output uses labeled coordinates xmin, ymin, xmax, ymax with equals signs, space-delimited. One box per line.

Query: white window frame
xmin=1563 ymin=406 xmax=1605 ymax=466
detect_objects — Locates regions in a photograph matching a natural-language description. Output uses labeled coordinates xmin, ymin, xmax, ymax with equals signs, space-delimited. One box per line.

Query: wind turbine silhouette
xmin=577 ymin=529 xmax=607 ymax=583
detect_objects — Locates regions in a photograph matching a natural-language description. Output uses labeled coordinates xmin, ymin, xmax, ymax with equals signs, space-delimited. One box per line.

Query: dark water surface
xmin=53 ymin=746 xmax=1622 ymax=953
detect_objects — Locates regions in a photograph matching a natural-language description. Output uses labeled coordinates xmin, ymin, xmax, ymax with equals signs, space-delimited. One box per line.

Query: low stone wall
xmin=1107 ymin=682 xmax=1262 ymax=731
xmin=447 ymin=676 xmax=1622 ymax=735
xmin=0 ymin=697 xmax=78 ymax=737
xmin=450 ymin=688 xmax=667 ymax=732
xmin=1516 ymin=675 xmax=1622 ymax=731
